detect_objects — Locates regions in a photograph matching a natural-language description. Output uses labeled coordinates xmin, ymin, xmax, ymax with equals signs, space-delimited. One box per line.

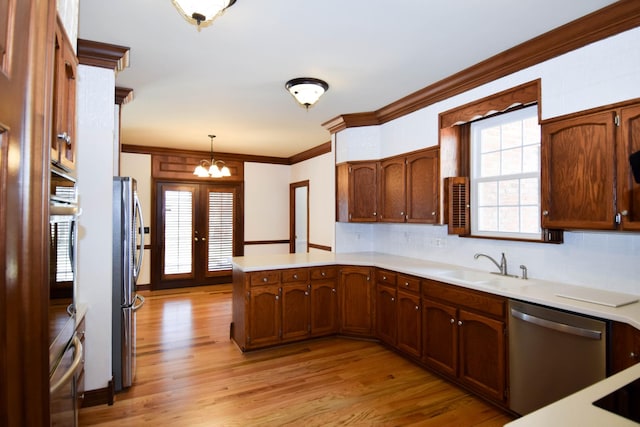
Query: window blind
xmin=164 ymin=190 xmax=193 ymax=275
xmin=207 ymin=191 xmax=233 ymax=272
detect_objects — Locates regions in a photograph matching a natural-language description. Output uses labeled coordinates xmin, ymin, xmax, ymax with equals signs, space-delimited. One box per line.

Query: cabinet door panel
xmin=350 ymin=163 xmax=378 ymax=222
xmin=376 ymin=284 xmax=397 ymax=345
xmin=340 ymin=267 xmax=373 ymax=335
xmin=281 ymin=284 xmax=310 ymax=341
xmin=248 ymin=286 xmax=280 ymax=347
xmin=541 ymin=111 xmax=616 ymax=229
xmin=397 ymin=291 xmax=421 ymax=358
xmin=422 ymin=299 xmax=457 ymax=377
xmin=379 ymin=157 xmax=406 ymax=222
xmin=618 ymin=104 xmax=640 ymax=231
xmin=310 ymin=281 xmax=338 ymax=336
xmin=406 ymin=149 xmax=439 ymax=223
xmin=458 ymin=309 xmax=506 ymax=403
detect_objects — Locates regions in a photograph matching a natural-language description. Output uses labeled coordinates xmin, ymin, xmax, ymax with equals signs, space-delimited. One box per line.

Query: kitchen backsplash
xmin=335 ymin=221 xmax=640 ymax=296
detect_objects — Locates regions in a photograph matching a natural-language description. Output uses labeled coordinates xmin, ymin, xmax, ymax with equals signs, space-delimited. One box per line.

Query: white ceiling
xmin=78 ymin=0 xmax=618 ymax=158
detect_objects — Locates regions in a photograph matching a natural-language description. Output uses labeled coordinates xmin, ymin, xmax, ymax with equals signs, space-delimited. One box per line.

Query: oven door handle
xmin=510 ymin=307 xmax=602 ymax=340
xmin=50 ymin=335 xmax=83 ymax=394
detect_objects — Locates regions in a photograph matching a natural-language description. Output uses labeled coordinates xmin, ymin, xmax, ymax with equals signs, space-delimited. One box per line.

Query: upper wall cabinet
xmin=51 ymin=16 xmax=78 ymax=171
xmin=337 ymin=147 xmax=440 ymax=224
xmin=336 ymin=161 xmax=378 ymax=222
xmin=541 ymin=100 xmax=640 ymax=231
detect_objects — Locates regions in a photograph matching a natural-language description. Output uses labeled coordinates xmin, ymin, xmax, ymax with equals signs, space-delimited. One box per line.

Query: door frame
xmin=289 ymin=180 xmax=309 ymax=253
xmin=151 ymin=179 xmax=244 ymax=289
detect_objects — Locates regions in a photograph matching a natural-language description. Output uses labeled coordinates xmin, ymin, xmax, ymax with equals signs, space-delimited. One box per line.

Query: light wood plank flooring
xmin=79 ymin=285 xmax=515 ymax=426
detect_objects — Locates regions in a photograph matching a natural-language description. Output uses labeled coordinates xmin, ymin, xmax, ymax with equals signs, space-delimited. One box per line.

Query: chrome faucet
xmin=474 ymin=252 xmax=509 ymax=276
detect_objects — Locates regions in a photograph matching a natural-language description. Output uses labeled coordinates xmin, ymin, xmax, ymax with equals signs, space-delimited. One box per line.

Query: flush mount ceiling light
xmin=193 ymin=134 xmax=231 ymax=178
xmin=171 ymin=0 xmax=236 ymax=28
xmin=285 ymin=77 xmax=329 ymax=109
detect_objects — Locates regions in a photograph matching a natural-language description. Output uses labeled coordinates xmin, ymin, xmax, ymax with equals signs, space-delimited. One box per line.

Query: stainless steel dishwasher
xmin=508 ymin=299 xmax=608 ymax=415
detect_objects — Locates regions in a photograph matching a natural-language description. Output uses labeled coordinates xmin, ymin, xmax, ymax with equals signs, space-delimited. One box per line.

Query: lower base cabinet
xmin=339 ymin=266 xmax=374 ymax=336
xmin=610 ymin=321 xmax=640 ymax=374
xmin=422 ymin=279 xmax=507 ymax=405
xmin=234 ymin=264 xmax=508 ymax=407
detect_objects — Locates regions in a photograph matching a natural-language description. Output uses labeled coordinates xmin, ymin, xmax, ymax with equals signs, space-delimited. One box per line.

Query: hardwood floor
xmin=79 ymin=285 xmax=515 ymax=426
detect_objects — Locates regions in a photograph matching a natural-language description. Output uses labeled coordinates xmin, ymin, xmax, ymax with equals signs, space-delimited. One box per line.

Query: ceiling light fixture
xmin=193 ymin=134 xmax=231 ymax=178
xmin=171 ymin=0 xmax=236 ymax=28
xmin=285 ymin=77 xmax=329 ymax=109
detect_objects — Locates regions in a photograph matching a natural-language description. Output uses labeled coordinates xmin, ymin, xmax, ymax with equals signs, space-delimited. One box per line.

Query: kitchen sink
xmin=439 ymin=269 xmax=494 ymax=284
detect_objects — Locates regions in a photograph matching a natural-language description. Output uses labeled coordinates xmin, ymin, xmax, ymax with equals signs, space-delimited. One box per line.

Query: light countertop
xmin=231 ymin=251 xmax=640 ymax=329
xmin=505 ymin=363 xmax=640 ymax=426
xmin=232 ymin=251 xmax=640 ymax=426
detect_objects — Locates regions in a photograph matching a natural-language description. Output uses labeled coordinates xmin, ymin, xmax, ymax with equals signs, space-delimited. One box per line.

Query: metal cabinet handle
xmin=621 ymin=210 xmax=629 ymax=216
xmin=404 ymin=282 xmax=409 ymax=287
xmin=415 ymin=305 xmax=419 ymax=311
xmin=332 ymin=288 xmax=336 ymax=293
xmin=510 ymin=307 xmax=602 ymax=340
xmin=458 ymin=320 xmax=463 ymax=326
xmin=321 ymin=272 xmax=326 ymax=277
xmin=542 ymin=210 xmax=549 ymax=216
xmin=262 ymin=277 xmax=268 ymax=282
xmin=391 ymin=297 xmax=395 ymax=302
xmin=293 ymin=274 xmax=298 ymax=279
xmin=450 ymin=318 xmax=455 ymax=324
xmin=631 ymin=352 xmax=638 ymax=359
xmin=50 ymin=335 xmax=83 ymax=394
xmin=132 ymin=294 xmax=145 ymax=311
xmin=57 ymin=132 xmax=71 ymax=146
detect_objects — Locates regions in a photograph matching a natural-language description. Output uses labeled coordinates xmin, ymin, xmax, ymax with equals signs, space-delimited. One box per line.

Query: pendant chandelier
xmin=171 ymin=0 xmax=237 ymax=28
xmin=193 ymin=134 xmax=231 ymax=178
xmin=285 ymin=77 xmax=329 ymax=109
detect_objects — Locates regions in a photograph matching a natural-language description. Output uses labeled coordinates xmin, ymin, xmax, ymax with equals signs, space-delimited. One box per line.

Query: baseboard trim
xmin=82 ymin=379 xmax=115 ymax=407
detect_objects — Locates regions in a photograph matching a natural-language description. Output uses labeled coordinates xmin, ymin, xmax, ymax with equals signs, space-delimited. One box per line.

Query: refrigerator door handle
xmin=133 ymin=193 xmax=144 ymax=282
xmin=132 ymin=294 xmax=145 ymax=312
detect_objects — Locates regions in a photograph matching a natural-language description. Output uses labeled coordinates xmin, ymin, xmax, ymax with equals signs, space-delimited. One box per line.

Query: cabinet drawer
xmin=250 ymin=271 xmax=281 ymax=286
xmin=282 ymin=268 xmax=309 ymax=283
xmin=422 ymin=279 xmax=506 ymax=319
xmin=310 ymin=266 xmax=337 ymax=281
xmin=376 ymin=269 xmax=397 ymax=285
xmin=398 ymin=274 xmax=420 ymax=293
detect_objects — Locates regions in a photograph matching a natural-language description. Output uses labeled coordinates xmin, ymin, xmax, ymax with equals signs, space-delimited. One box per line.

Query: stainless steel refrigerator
xmin=112 ymin=177 xmax=145 ymax=392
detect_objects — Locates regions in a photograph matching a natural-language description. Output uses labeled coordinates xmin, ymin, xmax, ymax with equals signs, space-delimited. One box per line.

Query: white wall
xmin=243 ymin=162 xmax=291 ymax=255
xmin=75 ymin=64 xmax=116 ymax=391
xmin=290 ymin=151 xmax=336 ymax=252
xmin=335 ymin=27 xmax=640 ymax=296
xmin=120 ymin=152 xmax=152 ymax=286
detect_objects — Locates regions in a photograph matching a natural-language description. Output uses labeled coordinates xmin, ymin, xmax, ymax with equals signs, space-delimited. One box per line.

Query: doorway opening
xmin=290 ymin=180 xmax=309 ymax=253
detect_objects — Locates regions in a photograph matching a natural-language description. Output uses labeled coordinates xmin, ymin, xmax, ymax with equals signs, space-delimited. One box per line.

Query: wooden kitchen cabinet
xmin=378 ymin=148 xmax=440 ymax=224
xmin=52 ymin=16 xmax=78 ymax=171
xmin=281 ymin=282 xmax=311 ymax=342
xmin=309 ymin=266 xmax=338 ymax=337
xmin=617 ymin=104 xmax=640 ymax=231
xmin=396 ymin=284 xmax=422 ymax=358
xmin=233 ymin=267 xmax=339 ymax=350
xmin=541 ymin=101 xmax=640 ymax=231
xmin=610 ymin=322 xmax=640 ymax=375
xmin=406 ymin=149 xmax=439 ymax=223
xmin=339 ymin=266 xmax=374 ymax=336
xmin=379 ymin=157 xmax=406 ymax=222
xmin=336 ymin=162 xmax=379 ymax=222
xmin=376 ymin=283 xmax=397 ymax=346
xmin=247 ymin=284 xmax=281 ymax=348
xmin=375 ymin=270 xmax=397 ymax=347
xmin=422 ymin=279 xmax=507 ymax=404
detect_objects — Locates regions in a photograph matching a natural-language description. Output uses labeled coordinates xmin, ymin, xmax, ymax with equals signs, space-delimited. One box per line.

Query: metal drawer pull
xmin=50 ymin=335 xmax=83 ymax=394
xmin=510 ymin=307 xmax=602 ymax=340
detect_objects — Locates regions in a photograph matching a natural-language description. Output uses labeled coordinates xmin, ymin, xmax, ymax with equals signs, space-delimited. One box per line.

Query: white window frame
xmin=470 ymin=105 xmax=541 ymax=240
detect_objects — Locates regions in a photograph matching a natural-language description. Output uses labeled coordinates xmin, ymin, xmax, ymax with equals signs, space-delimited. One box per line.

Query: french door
xmin=153 ymin=181 xmax=243 ymax=289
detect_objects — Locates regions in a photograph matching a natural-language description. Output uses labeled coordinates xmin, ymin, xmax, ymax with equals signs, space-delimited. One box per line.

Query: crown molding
xmin=323 ymin=0 xmax=640 ymax=133
xmin=77 ymin=39 xmax=130 ymax=74
xmin=289 ymin=141 xmax=332 ymax=165
xmin=115 ymin=87 xmax=134 ymax=105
